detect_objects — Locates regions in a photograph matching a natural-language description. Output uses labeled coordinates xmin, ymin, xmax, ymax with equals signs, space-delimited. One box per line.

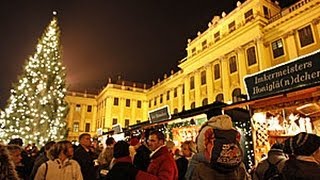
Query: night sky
xmin=0 ymin=0 xmax=294 ymax=108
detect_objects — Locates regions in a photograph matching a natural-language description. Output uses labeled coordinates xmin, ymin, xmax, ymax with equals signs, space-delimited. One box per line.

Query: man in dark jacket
xmin=132 ymin=137 xmax=151 ymax=172
xmin=73 ymin=133 xmax=97 ymax=180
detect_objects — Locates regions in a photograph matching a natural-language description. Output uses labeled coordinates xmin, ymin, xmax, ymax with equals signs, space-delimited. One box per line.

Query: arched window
xmin=202 ymin=98 xmax=208 ymax=106
xmin=215 ymin=93 xmax=224 ymax=102
xmin=190 ymin=102 xmax=196 ymax=109
xmin=232 ymin=88 xmax=242 ymax=103
xmin=173 ymin=108 xmax=178 ymax=114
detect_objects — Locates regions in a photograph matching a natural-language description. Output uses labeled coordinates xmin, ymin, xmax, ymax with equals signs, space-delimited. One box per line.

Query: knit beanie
xmin=196 ymin=114 xmax=233 ymax=152
xmin=113 ymin=141 xmax=130 ymax=158
xmin=284 ymin=132 xmax=320 ymax=156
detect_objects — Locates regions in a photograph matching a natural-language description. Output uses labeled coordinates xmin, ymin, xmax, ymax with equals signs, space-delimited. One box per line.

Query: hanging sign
xmin=148 ymin=105 xmax=171 ymax=123
xmin=245 ymin=50 xmax=320 ymax=100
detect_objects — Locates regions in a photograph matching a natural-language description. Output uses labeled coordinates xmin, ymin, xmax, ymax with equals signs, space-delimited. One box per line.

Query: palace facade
xmin=65 ymin=0 xmax=320 ymax=141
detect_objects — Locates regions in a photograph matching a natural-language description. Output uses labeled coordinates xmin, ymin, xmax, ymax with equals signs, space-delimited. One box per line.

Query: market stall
xmin=226 ymin=50 xmax=320 ymax=163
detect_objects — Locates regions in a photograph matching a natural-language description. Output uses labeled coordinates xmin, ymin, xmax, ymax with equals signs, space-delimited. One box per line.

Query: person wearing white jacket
xmin=35 ymin=140 xmax=83 ymax=180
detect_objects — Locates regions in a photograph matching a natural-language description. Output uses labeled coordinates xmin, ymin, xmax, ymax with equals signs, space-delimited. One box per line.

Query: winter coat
xmin=136 ymin=146 xmax=178 ymax=180
xmin=34 ymin=159 xmax=83 ymax=180
xmin=253 ymin=149 xmax=287 ymax=180
xmin=191 ymin=161 xmax=249 ymax=180
xmin=133 ymin=144 xmax=151 ymax=171
xmin=73 ymin=145 xmax=96 ymax=180
xmin=30 ymin=153 xmax=49 ymax=180
xmin=282 ymin=158 xmax=320 ymax=179
xmin=105 ymin=156 xmax=138 ymax=180
xmin=184 ymin=151 xmax=208 ymax=180
xmin=175 ymin=156 xmax=188 ymax=180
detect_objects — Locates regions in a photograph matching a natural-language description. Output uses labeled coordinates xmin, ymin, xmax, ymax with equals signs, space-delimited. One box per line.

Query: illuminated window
xmin=75 ymin=104 xmax=81 ymax=111
xmin=73 ymin=122 xmax=79 ymax=132
xmin=229 ymin=56 xmax=237 ymax=73
xmin=272 ymin=39 xmax=284 ymax=58
xmin=298 ymin=25 xmax=314 ymax=47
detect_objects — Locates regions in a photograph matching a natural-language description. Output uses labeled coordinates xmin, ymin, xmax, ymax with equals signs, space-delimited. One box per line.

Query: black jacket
xmin=73 ymin=145 xmax=97 ymax=180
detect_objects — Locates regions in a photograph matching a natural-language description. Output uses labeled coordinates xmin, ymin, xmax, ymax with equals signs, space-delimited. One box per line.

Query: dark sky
xmin=0 ymin=0 xmax=293 ymax=108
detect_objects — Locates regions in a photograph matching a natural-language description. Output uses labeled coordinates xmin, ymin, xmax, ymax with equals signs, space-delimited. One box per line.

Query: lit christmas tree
xmin=0 ymin=13 xmax=68 ymax=146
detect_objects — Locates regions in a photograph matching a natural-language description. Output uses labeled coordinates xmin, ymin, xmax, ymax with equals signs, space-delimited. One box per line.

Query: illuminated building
xmin=65 ymin=0 xmax=320 ymax=139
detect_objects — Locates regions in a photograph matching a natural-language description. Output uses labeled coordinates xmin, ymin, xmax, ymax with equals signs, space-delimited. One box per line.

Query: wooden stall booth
xmin=226 ymin=50 xmax=320 ymax=163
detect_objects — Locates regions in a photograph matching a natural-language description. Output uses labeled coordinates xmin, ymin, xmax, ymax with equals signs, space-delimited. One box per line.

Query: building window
xmin=160 ymin=94 xmax=163 ymax=103
xmin=201 ymin=70 xmax=206 ymax=85
xmin=73 ymin=122 xmax=79 ymax=132
xmin=229 ymin=56 xmax=237 ymax=73
xmin=173 ymin=108 xmax=178 ymax=114
xmin=202 ymin=98 xmax=208 ymax=106
xmin=247 ymin=47 xmax=257 ymax=66
xmin=137 ymin=120 xmax=141 ymax=124
xmin=229 ymin=21 xmax=236 ymax=33
xmin=214 ymin=64 xmax=220 ymax=80
xmin=202 ymin=40 xmax=207 ymax=50
xmin=149 ymin=100 xmax=151 ymax=108
xmin=216 ymin=93 xmax=224 ymax=102
xmin=154 ymin=97 xmax=157 ymax=106
xmin=232 ymin=88 xmax=242 ymax=103
xmin=167 ymin=91 xmax=170 ymax=100
xmin=191 ymin=48 xmax=196 ymax=56
xmin=190 ymin=102 xmax=196 ymax=109
xmin=214 ymin=32 xmax=220 ymax=42
xmin=114 ymin=97 xmax=119 ymax=106
xmin=245 ymin=9 xmax=253 ymax=23
xmin=126 ymin=99 xmax=130 ymax=107
xmin=75 ymin=104 xmax=81 ymax=111
xmin=112 ymin=118 xmax=117 ymax=125
xmin=298 ymin=25 xmax=314 ymax=47
xmin=173 ymin=88 xmax=177 ymax=98
xmin=87 ymin=105 xmax=92 ymax=112
xmin=125 ymin=119 xmax=130 ymax=127
xmin=85 ymin=123 xmax=90 ymax=132
xmin=182 ymin=85 xmax=185 ymax=95
xmin=263 ymin=6 xmax=270 ymax=19
xmin=137 ymin=100 xmax=142 ymax=108
xmin=190 ymin=76 xmax=195 ymax=90
xmin=272 ymin=39 xmax=284 ymax=58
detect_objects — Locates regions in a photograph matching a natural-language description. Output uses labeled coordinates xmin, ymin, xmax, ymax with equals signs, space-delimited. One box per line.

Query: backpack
xmin=210 ymin=129 xmax=243 ymax=173
xmin=263 ymin=159 xmax=283 ymax=180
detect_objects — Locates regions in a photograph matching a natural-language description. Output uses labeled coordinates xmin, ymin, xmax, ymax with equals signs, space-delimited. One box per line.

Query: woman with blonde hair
xmin=34 ymin=140 xmax=83 ymax=180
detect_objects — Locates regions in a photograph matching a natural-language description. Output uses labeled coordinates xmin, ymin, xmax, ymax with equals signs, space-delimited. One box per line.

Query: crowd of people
xmin=1 ymin=114 xmax=320 ymax=180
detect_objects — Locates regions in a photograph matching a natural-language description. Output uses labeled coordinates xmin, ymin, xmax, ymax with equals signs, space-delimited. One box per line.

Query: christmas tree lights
xmin=0 ymin=14 xmax=68 ymax=146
